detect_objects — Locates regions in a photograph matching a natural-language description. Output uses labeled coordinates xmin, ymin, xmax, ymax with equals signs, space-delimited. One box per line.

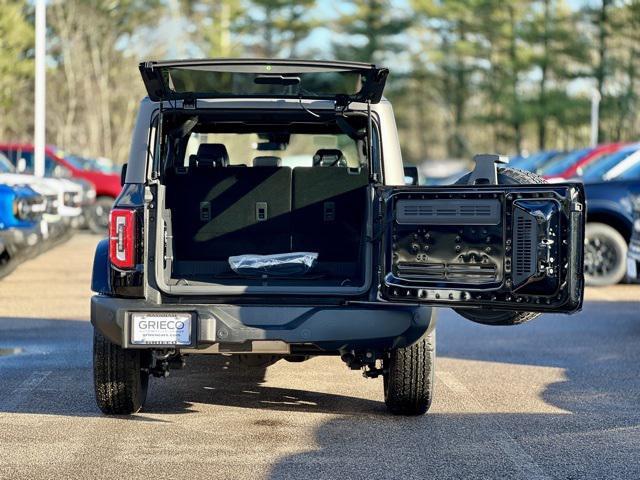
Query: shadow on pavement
xmin=267 ymin=301 xmax=640 ymax=479
xmin=147 ymin=355 xmax=387 ymax=416
xmin=0 ymin=317 xmax=385 ymax=418
xmin=1 ymin=301 xmax=640 ymax=478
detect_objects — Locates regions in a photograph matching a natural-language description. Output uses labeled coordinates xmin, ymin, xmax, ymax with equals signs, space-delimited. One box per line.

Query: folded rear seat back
xmin=168 ymin=166 xmax=292 ymax=262
xmin=292 ymin=167 xmax=369 ymax=262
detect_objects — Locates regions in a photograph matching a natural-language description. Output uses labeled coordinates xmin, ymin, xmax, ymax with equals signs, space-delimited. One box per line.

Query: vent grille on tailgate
xmin=512 ymin=207 xmax=537 ymax=286
xmin=515 ymin=216 xmax=533 ymax=276
xmin=396 ymin=199 xmax=501 ymax=225
xmin=396 ymin=262 xmax=497 ymax=283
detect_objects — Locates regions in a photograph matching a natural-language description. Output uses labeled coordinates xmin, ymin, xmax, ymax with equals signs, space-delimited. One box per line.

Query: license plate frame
xmin=130 ymin=312 xmax=193 ymax=346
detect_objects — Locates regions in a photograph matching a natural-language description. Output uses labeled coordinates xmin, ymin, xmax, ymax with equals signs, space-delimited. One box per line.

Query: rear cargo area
xmin=162 ymin=158 xmax=370 ymax=289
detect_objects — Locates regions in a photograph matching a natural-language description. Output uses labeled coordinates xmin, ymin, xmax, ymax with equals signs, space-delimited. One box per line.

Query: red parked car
xmin=540 ymin=143 xmax=627 ymax=181
xmin=0 ymin=143 xmax=121 ymax=233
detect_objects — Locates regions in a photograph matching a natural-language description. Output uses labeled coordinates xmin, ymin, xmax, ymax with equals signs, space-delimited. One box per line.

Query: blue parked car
xmin=583 ymin=176 xmax=640 ymax=286
xmin=0 ymin=183 xmax=46 ymax=276
xmin=510 ymin=150 xmax=565 ymax=173
xmin=579 ymin=143 xmax=640 ymax=182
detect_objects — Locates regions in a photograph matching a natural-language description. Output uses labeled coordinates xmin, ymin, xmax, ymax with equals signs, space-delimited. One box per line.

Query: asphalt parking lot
xmin=0 ymin=234 xmax=639 ymax=479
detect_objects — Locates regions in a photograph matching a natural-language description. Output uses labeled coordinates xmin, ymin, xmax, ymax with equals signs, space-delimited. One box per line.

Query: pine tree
xmin=177 ymin=0 xmax=245 ymax=57
xmin=334 ymin=0 xmax=411 ymax=63
xmin=412 ymin=0 xmax=486 ymax=158
xmin=238 ymin=0 xmax=317 ymax=58
xmin=522 ymin=0 xmax=589 ymax=149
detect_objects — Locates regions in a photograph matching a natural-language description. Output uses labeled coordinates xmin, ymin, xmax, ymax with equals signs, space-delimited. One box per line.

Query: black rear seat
xmin=167 ymin=145 xmax=369 ymax=268
xmin=292 ymin=166 xmax=369 ymax=262
xmin=167 ymin=146 xmax=292 ymax=261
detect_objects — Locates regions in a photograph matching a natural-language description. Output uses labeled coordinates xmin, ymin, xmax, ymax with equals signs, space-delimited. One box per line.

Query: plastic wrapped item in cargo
xmin=228 ymin=252 xmax=318 ymax=277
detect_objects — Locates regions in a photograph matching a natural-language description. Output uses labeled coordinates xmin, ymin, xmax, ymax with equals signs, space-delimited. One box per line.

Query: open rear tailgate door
xmin=139 ymin=58 xmax=389 ymax=105
xmin=377 ymin=184 xmax=585 ymax=313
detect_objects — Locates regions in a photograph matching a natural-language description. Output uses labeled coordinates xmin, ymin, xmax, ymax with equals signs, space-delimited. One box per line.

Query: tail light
xmin=109 ymin=208 xmax=137 ymax=269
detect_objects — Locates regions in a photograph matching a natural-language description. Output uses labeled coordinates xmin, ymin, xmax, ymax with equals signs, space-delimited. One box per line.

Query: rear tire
xmin=384 ymin=330 xmax=435 ymax=415
xmin=453 ymin=166 xmax=544 ymax=325
xmin=584 ymin=222 xmax=627 ymax=286
xmin=93 ymin=329 xmax=149 ymax=414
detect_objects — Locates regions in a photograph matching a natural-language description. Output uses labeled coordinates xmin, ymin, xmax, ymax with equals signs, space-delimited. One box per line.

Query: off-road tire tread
xmin=93 ymin=330 xmax=148 ymax=414
xmin=384 ymin=331 xmax=435 ymax=415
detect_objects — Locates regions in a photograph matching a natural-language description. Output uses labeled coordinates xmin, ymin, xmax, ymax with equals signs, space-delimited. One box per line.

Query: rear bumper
xmin=91 ymin=295 xmax=435 ymax=353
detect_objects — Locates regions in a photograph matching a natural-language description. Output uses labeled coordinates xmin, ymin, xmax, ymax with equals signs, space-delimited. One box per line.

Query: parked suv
xmin=91 ymin=59 xmax=585 ymax=416
xmin=0 ymin=144 xmax=118 ymax=232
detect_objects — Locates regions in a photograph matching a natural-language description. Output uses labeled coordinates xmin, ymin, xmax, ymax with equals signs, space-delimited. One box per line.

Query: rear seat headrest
xmin=253 ymin=156 xmax=282 ymax=167
xmin=189 ymin=143 xmax=229 ymax=168
xmin=313 ymin=149 xmax=346 ymax=167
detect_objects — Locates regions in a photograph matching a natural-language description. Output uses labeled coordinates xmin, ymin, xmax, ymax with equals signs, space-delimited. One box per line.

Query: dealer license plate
xmin=131 ymin=313 xmax=192 ymax=345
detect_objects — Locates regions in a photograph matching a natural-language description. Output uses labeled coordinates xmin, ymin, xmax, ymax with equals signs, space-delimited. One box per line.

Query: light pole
xmin=34 ymin=0 xmax=46 ymax=177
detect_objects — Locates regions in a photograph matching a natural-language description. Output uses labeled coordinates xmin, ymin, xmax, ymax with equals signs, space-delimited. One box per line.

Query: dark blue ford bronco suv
xmin=91 ymin=59 xmax=585 ymax=415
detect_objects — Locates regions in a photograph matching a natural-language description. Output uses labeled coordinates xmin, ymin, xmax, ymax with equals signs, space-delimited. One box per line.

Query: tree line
xmin=1 ymin=0 xmax=638 ymax=164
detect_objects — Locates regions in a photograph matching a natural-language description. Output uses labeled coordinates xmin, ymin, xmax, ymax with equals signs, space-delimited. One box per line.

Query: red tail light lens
xmin=109 ymin=208 xmax=137 ymax=269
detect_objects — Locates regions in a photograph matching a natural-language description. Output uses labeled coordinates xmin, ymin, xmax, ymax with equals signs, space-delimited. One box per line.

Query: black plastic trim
xmin=91 ymin=295 xmax=435 ymax=353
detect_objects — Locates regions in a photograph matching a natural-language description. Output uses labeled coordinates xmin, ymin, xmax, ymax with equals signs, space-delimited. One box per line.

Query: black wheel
xmin=93 ymin=329 xmax=149 ymax=414
xmin=453 ymin=166 xmax=544 ymax=326
xmin=584 ymin=222 xmax=627 ymax=286
xmin=384 ymin=330 xmax=435 ymax=415
xmin=87 ymin=196 xmax=114 ymax=234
